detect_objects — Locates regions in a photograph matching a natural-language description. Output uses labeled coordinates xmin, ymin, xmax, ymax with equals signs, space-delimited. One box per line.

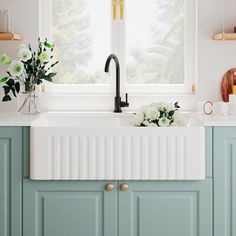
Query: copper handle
xmin=120 ymin=183 xmax=128 ymax=191
xmin=105 ymin=183 xmax=114 ymax=191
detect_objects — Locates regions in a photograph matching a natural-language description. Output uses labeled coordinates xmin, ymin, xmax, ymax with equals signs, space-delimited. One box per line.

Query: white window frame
xmin=120 ymin=0 xmax=198 ymax=95
xmin=40 ymin=0 xmax=117 ymax=94
xmin=39 ymin=0 xmax=197 ymax=96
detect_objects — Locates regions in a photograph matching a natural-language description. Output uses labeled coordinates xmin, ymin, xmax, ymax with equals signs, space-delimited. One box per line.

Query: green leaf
xmin=10 ymin=87 xmax=16 ymax=97
xmin=3 ymin=86 xmax=10 ymax=95
xmin=36 ymin=79 xmax=43 ymax=85
xmin=43 ymin=75 xmax=53 ymax=82
xmin=174 ymin=101 xmax=180 ymax=108
xmin=48 ymin=72 xmax=57 ymax=77
xmin=0 ymin=77 xmax=8 ymax=83
xmin=15 ymin=82 xmax=20 ymax=93
xmin=169 ymin=110 xmax=175 ymax=117
xmin=6 ymin=78 xmax=15 ymax=87
xmin=2 ymin=95 xmax=11 ymax=102
xmin=37 ymin=69 xmax=46 ymax=80
xmin=51 ymin=61 xmax=59 ymax=68
xmin=44 ymin=41 xmax=53 ymax=49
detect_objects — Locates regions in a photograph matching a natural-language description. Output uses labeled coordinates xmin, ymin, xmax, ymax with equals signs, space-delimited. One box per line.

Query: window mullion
xmin=110 ymin=0 xmax=119 ymax=96
xmin=117 ymin=0 xmax=126 ymax=95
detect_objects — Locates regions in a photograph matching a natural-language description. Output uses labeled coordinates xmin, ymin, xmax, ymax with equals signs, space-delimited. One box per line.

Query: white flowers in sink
xmin=134 ymin=102 xmax=186 ymax=127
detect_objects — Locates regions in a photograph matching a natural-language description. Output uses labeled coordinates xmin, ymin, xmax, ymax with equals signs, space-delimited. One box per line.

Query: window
xmin=52 ymin=0 xmax=111 ymax=85
xmin=125 ymin=0 xmax=184 ymax=85
xmin=44 ymin=0 xmax=197 ymax=94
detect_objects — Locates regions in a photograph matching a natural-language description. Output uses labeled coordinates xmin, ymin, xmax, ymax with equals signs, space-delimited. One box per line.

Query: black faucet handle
xmin=125 ymin=93 xmax=129 ymax=105
xmin=121 ymin=93 xmax=129 ymax=107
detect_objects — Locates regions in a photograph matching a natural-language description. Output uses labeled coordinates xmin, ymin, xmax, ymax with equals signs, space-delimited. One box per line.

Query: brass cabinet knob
xmin=105 ymin=183 xmax=114 ymax=191
xmin=120 ymin=183 xmax=128 ymax=191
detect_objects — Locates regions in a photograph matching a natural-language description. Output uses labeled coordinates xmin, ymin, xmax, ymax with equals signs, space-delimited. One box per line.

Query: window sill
xmin=40 ymin=92 xmax=198 ymax=112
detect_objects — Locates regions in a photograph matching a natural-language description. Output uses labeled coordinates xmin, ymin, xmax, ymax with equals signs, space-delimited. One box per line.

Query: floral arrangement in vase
xmin=134 ymin=102 xmax=186 ymax=127
xmin=0 ymin=38 xmax=59 ymax=114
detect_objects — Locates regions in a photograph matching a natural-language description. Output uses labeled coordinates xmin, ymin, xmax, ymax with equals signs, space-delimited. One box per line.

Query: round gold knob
xmin=120 ymin=183 xmax=129 ymax=191
xmin=105 ymin=183 xmax=114 ymax=191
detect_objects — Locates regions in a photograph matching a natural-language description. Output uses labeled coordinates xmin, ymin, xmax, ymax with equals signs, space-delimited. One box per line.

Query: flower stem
xmin=18 ymin=94 xmax=30 ymax=112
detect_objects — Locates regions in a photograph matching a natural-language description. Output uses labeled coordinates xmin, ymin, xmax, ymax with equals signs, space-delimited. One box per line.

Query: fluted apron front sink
xmin=30 ymin=112 xmax=205 ymax=180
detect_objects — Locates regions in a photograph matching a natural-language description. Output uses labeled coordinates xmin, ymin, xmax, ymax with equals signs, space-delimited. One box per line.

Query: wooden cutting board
xmin=221 ymin=68 xmax=236 ymax=102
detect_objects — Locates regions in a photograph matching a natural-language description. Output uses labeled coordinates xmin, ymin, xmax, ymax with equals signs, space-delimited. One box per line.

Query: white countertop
xmin=0 ymin=113 xmax=40 ymax=126
xmin=199 ymin=114 xmax=236 ymax=126
xmin=1 ymin=112 xmax=236 ymax=127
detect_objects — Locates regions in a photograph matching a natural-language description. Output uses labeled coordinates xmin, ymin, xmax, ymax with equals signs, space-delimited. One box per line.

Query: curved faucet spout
xmin=104 ymin=54 xmax=129 ymax=113
xmin=104 ymin=54 xmax=120 ymax=73
xmin=104 ymin=54 xmax=121 ymax=98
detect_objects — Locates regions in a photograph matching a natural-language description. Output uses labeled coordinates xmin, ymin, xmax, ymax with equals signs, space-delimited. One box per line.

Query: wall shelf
xmin=213 ymin=32 xmax=236 ymax=40
xmin=0 ymin=32 xmax=23 ymax=41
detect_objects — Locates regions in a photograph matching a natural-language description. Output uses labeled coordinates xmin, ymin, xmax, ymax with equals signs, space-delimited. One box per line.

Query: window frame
xmin=40 ymin=0 xmax=198 ymax=96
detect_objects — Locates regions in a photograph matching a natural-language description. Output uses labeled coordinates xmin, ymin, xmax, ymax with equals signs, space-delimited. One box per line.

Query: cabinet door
xmin=23 ymin=180 xmax=117 ymax=236
xmin=214 ymin=127 xmax=236 ymax=236
xmin=0 ymin=127 xmax=22 ymax=236
xmin=118 ymin=180 xmax=212 ymax=236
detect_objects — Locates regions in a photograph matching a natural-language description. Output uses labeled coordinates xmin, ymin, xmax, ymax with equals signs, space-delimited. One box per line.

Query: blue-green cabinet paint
xmin=0 ymin=126 xmax=216 ymax=236
xmin=0 ymin=127 xmax=24 ymax=236
xmin=23 ymin=180 xmax=117 ymax=236
xmin=213 ymin=127 xmax=236 ymax=236
xmin=118 ymin=180 xmax=212 ymax=236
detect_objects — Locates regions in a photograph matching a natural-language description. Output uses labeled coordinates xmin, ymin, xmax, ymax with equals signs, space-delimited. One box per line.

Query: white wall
xmin=0 ymin=0 xmax=39 ymax=112
xmin=0 ymin=0 xmax=236 ymax=112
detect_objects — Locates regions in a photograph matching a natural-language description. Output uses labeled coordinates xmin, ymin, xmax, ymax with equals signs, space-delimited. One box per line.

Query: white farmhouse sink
xmin=30 ymin=112 xmax=205 ymax=180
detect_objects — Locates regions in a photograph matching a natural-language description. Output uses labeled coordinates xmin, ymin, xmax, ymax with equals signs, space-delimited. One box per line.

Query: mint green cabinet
xmin=23 ymin=180 xmax=212 ymax=236
xmin=0 ymin=127 xmax=25 ymax=236
xmin=118 ymin=180 xmax=212 ymax=236
xmin=0 ymin=126 xmax=213 ymax=236
xmin=214 ymin=127 xmax=236 ymax=236
xmin=23 ymin=180 xmax=117 ymax=236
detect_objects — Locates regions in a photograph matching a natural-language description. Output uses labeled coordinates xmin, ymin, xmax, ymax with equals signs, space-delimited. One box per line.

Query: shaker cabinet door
xmin=214 ymin=127 xmax=236 ymax=236
xmin=23 ymin=180 xmax=117 ymax=236
xmin=0 ymin=127 xmax=22 ymax=236
xmin=118 ymin=180 xmax=212 ymax=236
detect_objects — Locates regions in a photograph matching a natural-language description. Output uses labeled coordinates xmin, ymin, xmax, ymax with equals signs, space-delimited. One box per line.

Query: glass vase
xmin=18 ymin=85 xmax=40 ymax=115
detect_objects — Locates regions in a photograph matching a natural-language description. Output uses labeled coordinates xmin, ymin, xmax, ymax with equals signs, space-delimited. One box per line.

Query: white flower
xmin=158 ymin=103 xmax=167 ymax=112
xmin=157 ymin=103 xmax=176 ymax=113
xmin=39 ymin=51 xmax=51 ymax=63
xmin=177 ymin=120 xmax=187 ymax=127
xmin=18 ymin=48 xmax=32 ymax=62
xmin=9 ymin=61 xmax=24 ymax=77
xmin=170 ymin=121 xmax=178 ymax=127
xmin=134 ymin=112 xmax=145 ymax=126
xmin=165 ymin=103 xmax=176 ymax=112
xmin=0 ymin=53 xmax=11 ymax=64
xmin=143 ymin=120 xmax=150 ymax=126
xmin=158 ymin=116 xmax=170 ymax=127
xmin=173 ymin=111 xmax=180 ymax=119
xmin=173 ymin=111 xmax=186 ymax=126
xmin=146 ymin=107 xmax=160 ymax=121
xmin=148 ymin=122 xmax=158 ymax=127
